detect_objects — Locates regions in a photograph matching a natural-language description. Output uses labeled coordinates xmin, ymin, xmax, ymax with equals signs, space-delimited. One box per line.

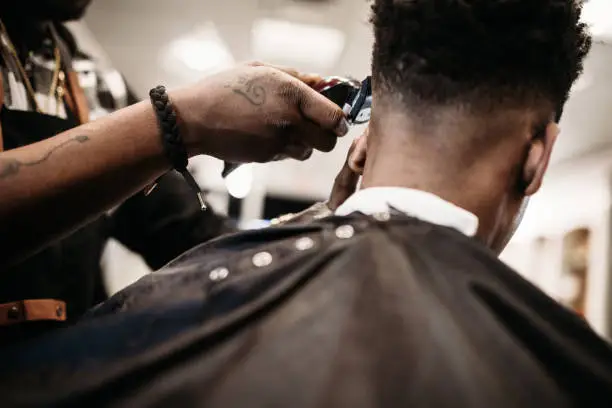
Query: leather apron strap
xmin=50 ymin=24 xmax=90 ymax=125
xmin=0 ymin=299 xmax=67 ymax=326
xmin=65 ymin=70 xmax=90 ymax=124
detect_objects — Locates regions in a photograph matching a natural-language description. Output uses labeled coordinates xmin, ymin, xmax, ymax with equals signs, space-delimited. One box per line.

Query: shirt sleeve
xmin=109 ymin=172 xmax=238 ymax=270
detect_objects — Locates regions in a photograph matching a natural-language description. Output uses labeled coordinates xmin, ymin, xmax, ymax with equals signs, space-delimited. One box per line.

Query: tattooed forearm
xmin=0 ymin=135 xmax=90 ymax=179
xmin=231 ymin=75 xmax=267 ymax=106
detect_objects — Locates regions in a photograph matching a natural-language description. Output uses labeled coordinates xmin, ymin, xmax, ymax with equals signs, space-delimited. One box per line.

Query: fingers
xmin=328 ymin=169 xmax=359 ymax=211
xmin=236 ymin=61 xmax=347 ymax=163
xmin=328 ymin=140 xmax=361 ymax=210
xmin=328 ymin=127 xmax=369 ymax=209
xmin=273 ymin=66 xmax=322 ymax=87
xmin=291 ymin=120 xmax=338 ymax=154
xmin=297 ymin=83 xmax=350 ymax=138
xmin=246 ymin=61 xmax=348 ymax=137
xmin=247 ymin=61 xmax=323 ymax=87
xmin=348 ymin=129 xmax=368 ymax=174
xmin=284 ymin=145 xmax=313 ymax=161
xmin=275 ymin=120 xmax=339 ymax=163
xmin=295 ymin=74 xmax=325 ymax=88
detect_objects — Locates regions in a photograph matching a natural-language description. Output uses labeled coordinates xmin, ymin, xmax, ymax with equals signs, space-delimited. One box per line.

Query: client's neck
xmin=360 ymin=141 xmax=483 ymax=215
xmin=361 ymin=114 xmax=517 ymax=243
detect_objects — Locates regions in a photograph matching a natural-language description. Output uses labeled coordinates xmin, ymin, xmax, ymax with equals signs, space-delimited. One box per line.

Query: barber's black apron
xmin=0 ymin=107 xmax=108 ymax=345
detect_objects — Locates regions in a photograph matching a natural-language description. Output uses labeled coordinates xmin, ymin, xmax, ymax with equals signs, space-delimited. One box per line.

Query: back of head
xmin=364 ymin=0 xmax=591 ymax=249
xmin=371 ymin=0 xmax=591 ymax=124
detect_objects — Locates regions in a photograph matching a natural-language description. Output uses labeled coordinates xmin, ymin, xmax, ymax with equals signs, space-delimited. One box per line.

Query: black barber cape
xmin=2 ymin=213 xmax=612 ymax=407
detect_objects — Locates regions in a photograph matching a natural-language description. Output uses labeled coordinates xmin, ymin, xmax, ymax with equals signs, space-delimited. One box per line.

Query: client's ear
xmin=348 ymin=127 xmax=368 ymax=175
xmin=523 ymin=122 xmax=560 ymax=196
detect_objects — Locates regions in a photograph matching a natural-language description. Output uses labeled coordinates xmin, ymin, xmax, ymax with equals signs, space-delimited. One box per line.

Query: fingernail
xmin=335 ymin=118 xmax=350 ymax=137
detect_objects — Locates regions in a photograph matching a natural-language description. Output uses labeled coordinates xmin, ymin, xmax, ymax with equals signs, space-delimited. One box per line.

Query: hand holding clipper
xmin=222 ymin=75 xmax=373 ymax=178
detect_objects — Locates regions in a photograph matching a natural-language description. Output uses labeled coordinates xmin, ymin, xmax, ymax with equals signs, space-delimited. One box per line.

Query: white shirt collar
xmin=335 ymin=187 xmax=479 ymax=237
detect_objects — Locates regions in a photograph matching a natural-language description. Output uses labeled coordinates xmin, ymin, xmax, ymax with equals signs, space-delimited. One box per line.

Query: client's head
xmin=353 ymin=0 xmax=591 ymax=248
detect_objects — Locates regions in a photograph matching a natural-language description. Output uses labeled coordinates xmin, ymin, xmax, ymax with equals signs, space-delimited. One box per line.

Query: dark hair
xmin=371 ymin=0 xmax=592 ymax=120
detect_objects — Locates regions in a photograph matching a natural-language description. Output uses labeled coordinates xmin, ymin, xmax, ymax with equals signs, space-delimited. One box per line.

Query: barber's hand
xmin=269 ymin=129 xmax=364 ymax=226
xmin=327 ymin=130 xmax=364 ymax=211
xmin=173 ymin=62 xmax=349 ymax=163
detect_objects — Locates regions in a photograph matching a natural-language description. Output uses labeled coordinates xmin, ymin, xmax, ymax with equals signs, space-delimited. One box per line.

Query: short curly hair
xmin=371 ymin=0 xmax=592 ymax=121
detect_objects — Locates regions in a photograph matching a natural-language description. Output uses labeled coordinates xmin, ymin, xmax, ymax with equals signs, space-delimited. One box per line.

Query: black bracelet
xmin=147 ymin=85 xmax=206 ymax=210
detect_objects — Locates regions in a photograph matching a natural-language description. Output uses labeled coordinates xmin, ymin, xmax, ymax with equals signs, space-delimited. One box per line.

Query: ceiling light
xmin=251 ymin=18 xmax=346 ymax=71
xmin=582 ymin=0 xmax=612 ymax=38
xmin=225 ymin=163 xmax=253 ymax=199
xmin=163 ymin=23 xmax=234 ymax=76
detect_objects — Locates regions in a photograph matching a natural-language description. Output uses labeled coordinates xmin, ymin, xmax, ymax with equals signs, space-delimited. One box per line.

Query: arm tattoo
xmin=0 ymin=135 xmax=90 ymax=179
xmin=231 ymin=76 xmax=267 ymax=106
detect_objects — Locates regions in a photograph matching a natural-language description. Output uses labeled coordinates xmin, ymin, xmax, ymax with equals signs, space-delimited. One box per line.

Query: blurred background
xmin=68 ymin=0 xmax=612 ymax=337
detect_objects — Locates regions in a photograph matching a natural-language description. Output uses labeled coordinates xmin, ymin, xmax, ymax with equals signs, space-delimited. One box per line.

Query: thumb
xmin=328 ymin=139 xmax=361 ymax=210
